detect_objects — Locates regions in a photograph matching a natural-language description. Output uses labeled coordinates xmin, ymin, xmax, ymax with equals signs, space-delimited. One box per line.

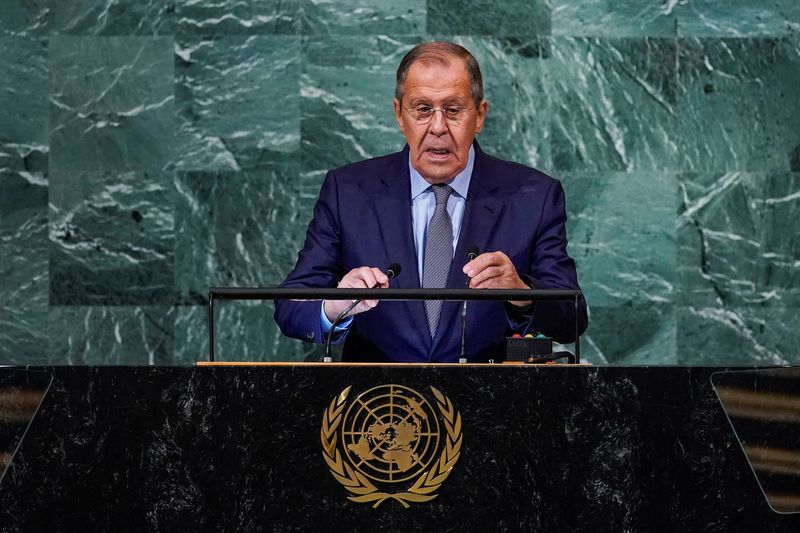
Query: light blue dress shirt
xmin=321 ymin=146 xmax=476 ymax=332
xmin=409 ymin=145 xmax=474 ymax=283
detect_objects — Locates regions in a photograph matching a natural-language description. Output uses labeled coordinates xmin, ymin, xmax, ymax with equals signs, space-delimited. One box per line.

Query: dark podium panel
xmin=0 ymin=365 xmax=797 ymax=531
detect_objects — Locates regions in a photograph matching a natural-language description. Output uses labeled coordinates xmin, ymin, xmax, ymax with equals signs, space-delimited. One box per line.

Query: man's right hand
xmin=323 ymin=266 xmax=389 ymax=323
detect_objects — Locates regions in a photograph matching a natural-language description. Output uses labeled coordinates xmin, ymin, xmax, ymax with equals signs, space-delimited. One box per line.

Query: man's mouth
xmin=425 ymin=148 xmax=452 ymax=159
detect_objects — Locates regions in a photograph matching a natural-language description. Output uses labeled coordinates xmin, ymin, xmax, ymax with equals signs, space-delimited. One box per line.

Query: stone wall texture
xmin=1 ymin=1 xmax=799 ymax=364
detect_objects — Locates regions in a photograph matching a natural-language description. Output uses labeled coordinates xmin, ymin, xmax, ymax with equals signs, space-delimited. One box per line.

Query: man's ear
xmin=474 ymin=99 xmax=489 ymax=134
xmin=393 ymin=98 xmax=405 ymax=134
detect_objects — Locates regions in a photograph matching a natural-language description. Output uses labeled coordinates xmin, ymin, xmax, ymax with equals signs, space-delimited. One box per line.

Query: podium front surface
xmin=0 ymin=365 xmax=796 ymax=531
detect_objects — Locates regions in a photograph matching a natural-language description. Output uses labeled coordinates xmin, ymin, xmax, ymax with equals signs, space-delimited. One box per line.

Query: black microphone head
xmin=467 ymin=244 xmax=480 ymax=261
xmin=385 ymin=262 xmax=401 ymax=279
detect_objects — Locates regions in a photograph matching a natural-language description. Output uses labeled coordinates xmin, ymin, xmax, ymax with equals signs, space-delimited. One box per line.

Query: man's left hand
xmin=462 ymin=251 xmax=532 ymax=307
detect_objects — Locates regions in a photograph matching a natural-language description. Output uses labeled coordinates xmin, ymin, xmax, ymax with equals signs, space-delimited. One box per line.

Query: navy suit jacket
xmin=274 ymin=142 xmax=588 ymax=362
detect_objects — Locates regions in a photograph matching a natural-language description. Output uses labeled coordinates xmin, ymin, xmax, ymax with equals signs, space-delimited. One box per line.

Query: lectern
xmin=1 ymin=365 xmax=797 ymax=531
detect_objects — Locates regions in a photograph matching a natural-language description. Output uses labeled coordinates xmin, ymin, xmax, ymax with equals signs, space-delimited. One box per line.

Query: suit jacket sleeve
xmin=527 ymin=179 xmax=588 ymax=343
xmin=274 ymin=170 xmax=346 ymax=344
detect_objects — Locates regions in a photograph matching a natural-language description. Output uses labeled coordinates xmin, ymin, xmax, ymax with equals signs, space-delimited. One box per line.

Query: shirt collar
xmin=409 ymin=144 xmax=475 ymax=200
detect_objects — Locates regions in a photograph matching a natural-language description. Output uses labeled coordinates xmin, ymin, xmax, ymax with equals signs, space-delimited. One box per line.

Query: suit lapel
xmin=367 ymin=147 xmax=431 ymax=351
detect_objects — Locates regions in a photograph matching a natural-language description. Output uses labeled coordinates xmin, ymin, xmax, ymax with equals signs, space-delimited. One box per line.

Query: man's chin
xmin=418 ymin=168 xmax=458 ymax=184
xmin=415 ymin=159 xmax=463 ymax=184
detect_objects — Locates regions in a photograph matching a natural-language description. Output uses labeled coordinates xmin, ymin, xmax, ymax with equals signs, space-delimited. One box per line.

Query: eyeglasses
xmin=403 ymin=104 xmax=473 ymax=125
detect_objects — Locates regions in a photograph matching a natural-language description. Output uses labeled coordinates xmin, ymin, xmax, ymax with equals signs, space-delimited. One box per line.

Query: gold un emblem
xmin=321 ymin=384 xmax=463 ymax=508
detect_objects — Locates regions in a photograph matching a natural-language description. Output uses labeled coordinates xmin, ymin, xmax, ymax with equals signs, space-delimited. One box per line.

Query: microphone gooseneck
xmin=461 ymin=245 xmax=479 ymax=363
xmin=324 ymin=263 xmax=401 ymax=362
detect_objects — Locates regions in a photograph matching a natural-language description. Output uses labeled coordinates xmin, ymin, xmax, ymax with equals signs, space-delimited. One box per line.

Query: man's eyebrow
xmin=408 ymin=97 xmax=467 ymax=105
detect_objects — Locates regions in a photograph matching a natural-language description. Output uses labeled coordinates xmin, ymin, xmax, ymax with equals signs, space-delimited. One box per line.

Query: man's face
xmin=393 ymin=58 xmax=488 ymax=184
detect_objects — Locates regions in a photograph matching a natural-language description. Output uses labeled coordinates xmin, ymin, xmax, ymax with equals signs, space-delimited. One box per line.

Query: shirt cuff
xmin=320 ymin=302 xmax=354 ymax=334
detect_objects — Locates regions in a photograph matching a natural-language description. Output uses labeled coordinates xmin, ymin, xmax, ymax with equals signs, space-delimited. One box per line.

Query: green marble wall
xmin=1 ymin=1 xmax=799 ymax=365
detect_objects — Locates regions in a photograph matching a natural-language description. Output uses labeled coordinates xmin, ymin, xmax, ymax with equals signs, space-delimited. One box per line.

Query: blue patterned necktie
xmin=422 ymin=184 xmax=454 ymax=337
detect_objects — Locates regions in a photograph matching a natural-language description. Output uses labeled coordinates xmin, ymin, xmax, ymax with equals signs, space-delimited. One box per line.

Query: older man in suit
xmin=274 ymin=41 xmax=587 ymax=362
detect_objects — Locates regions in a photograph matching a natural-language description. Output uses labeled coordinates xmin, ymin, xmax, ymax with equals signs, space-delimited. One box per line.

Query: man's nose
xmin=428 ymin=109 xmax=449 ymax=135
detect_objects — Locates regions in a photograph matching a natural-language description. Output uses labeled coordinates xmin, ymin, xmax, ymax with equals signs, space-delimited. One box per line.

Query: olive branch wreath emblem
xmin=320 ymin=385 xmax=463 ymax=508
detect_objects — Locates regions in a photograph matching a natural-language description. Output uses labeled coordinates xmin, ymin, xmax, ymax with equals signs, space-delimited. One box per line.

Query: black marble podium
xmin=0 ymin=365 xmax=796 ymax=532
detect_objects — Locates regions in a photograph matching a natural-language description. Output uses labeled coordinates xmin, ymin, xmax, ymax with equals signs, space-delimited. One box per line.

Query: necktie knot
xmin=432 ymin=184 xmax=453 ymax=206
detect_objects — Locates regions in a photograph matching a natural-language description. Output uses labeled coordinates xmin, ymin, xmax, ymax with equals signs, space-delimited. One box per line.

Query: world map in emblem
xmin=341 ymin=384 xmax=441 ymax=483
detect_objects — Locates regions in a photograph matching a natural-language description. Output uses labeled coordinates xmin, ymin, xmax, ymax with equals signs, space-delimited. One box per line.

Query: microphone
xmin=461 ymin=245 xmax=479 ymax=363
xmin=324 ymin=263 xmax=401 ymax=362
xmin=384 ymin=263 xmax=401 ymax=279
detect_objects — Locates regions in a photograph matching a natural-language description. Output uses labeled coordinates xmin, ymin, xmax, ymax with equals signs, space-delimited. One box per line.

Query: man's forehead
xmin=402 ymin=58 xmax=471 ymax=94
xmin=406 ymin=54 xmax=468 ymax=77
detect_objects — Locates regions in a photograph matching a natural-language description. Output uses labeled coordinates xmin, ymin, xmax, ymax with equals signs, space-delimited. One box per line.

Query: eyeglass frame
xmin=401 ymin=104 xmax=476 ymax=124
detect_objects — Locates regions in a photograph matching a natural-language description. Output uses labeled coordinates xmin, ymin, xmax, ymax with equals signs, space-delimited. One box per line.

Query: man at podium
xmin=275 ymin=41 xmax=587 ymax=362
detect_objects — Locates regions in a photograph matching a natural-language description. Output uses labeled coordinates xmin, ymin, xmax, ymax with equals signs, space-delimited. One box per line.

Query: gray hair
xmin=395 ymin=42 xmax=484 ymax=107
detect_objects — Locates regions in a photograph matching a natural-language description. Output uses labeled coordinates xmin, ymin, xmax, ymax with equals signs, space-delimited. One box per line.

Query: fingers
xmin=469 ymin=265 xmax=504 ymax=288
xmin=338 ymin=266 xmax=389 ymax=289
xmin=325 ymin=266 xmax=389 ymax=320
xmin=463 ymin=251 xmax=508 ymax=286
xmin=369 ymin=267 xmax=390 ymax=288
xmin=463 ymin=252 xmax=526 ymax=289
xmin=463 ymin=251 xmax=508 ymax=276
